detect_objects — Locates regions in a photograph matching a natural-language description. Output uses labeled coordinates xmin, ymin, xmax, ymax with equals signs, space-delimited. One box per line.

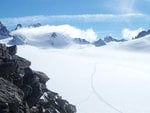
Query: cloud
xmin=0 ymin=13 xmax=145 ymax=27
xmin=122 ymin=28 xmax=144 ymax=40
xmin=105 ymin=0 xmax=137 ymax=14
xmin=11 ymin=25 xmax=97 ymax=42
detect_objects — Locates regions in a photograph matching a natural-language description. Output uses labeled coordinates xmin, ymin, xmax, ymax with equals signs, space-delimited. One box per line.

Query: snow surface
xmin=1 ymin=30 xmax=150 ymax=113
xmin=16 ymin=44 xmax=150 ymax=113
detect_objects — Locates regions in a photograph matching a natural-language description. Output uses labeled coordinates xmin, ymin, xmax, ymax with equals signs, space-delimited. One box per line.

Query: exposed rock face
xmin=73 ymin=38 xmax=90 ymax=44
xmin=92 ymin=39 xmax=106 ymax=47
xmin=104 ymin=36 xmax=116 ymax=43
xmin=104 ymin=36 xmax=126 ymax=43
xmin=0 ymin=43 xmax=76 ymax=113
xmin=15 ymin=24 xmax=23 ymax=30
xmin=8 ymin=35 xmax=26 ymax=45
xmin=0 ymin=22 xmax=9 ymax=39
xmin=28 ymin=23 xmax=42 ymax=28
xmin=135 ymin=29 xmax=150 ymax=39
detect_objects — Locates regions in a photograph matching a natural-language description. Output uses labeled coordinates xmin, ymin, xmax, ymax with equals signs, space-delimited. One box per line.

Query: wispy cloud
xmin=11 ymin=25 xmax=97 ymax=42
xmin=122 ymin=28 xmax=144 ymax=40
xmin=0 ymin=13 xmax=145 ymax=26
xmin=105 ymin=0 xmax=137 ymax=14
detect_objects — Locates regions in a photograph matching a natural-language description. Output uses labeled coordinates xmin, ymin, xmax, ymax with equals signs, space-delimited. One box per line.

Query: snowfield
xmin=16 ymin=43 xmax=150 ymax=113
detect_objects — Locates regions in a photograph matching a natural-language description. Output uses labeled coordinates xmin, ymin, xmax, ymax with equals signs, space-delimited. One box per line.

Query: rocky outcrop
xmin=0 ymin=43 xmax=76 ymax=113
xmin=8 ymin=35 xmax=26 ymax=45
xmin=135 ymin=29 xmax=150 ymax=39
xmin=15 ymin=24 xmax=23 ymax=30
xmin=104 ymin=36 xmax=126 ymax=43
xmin=0 ymin=22 xmax=10 ymax=39
xmin=28 ymin=23 xmax=42 ymax=28
xmin=73 ymin=38 xmax=90 ymax=45
xmin=92 ymin=39 xmax=106 ymax=47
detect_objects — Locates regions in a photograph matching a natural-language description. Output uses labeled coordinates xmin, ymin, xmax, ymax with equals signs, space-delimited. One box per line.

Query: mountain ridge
xmin=0 ymin=21 xmax=150 ymax=51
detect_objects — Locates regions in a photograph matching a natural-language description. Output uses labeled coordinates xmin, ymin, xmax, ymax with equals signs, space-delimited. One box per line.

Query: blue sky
xmin=0 ymin=0 xmax=150 ymax=39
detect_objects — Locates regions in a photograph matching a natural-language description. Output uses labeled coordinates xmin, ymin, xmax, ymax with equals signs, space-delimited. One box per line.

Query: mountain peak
xmin=104 ymin=36 xmax=115 ymax=43
xmin=15 ymin=24 xmax=23 ymax=30
xmin=73 ymin=38 xmax=90 ymax=44
xmin=135 ymin=29 xmax=150 ymax=39
xmin=51 ymin=32 xmax=57 ymax=38
xmin=93 ymin=38 xmax=106 ymax=47
xmin=28 ymin=23 xmax=42 ymax=28
xmin=0 ymin=21 xmax=9 ymax=38
xmin=104 ymin=36 xmax=126 ymax=43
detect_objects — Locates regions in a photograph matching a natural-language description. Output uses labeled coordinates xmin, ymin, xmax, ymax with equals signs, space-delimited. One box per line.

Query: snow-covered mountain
xmin=104 ymin=36 xmax=126 ymax=43
xmin=73 ymin=38 xmax=90 ymax=45
xmin=116 ymin=34 xmax=150 ymax=52
xmin=0 ymin=21 xmax=150 ymax=51
xmin=0 ymin=22 xmax=139 ymax=48
xmin=10 ymin=30 xmax=72 ymax=48
xmin=92 ymin=38 xmax=106 ymax=47
xmin=28 ymin=23 xmax=42 ymax=28
xmin=0 ymin=22 xmax=111 ymax=47
xmin=0 ymin=23 xmax=93 ymax=47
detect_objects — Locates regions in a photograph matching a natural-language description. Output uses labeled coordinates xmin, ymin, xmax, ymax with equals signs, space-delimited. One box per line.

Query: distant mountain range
xmin=0 ymin=21 xmax=150 ymax=48
xmin=135 ymin=29 xmax=150 ymax=39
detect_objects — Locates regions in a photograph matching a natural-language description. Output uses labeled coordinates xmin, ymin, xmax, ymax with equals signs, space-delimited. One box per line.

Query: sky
xmin=0 ymin=0 xmax=150 ymax=39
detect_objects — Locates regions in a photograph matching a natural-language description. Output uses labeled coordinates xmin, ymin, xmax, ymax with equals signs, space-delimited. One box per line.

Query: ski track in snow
xmin=91 ymin=62 xmax=123 ymax=113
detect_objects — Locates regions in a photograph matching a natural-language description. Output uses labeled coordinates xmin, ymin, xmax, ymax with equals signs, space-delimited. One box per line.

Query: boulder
xmin=33 ymin=71 xmax=50 ymax=84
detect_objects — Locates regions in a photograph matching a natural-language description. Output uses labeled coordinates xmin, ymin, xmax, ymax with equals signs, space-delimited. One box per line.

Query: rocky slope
xmin=0 ymin=43 xmax=76 ymax=113
xmin=135 ymin=29 xmax=150 ymax=39
xmin=0 ymin=22 xmax=10 ymax=39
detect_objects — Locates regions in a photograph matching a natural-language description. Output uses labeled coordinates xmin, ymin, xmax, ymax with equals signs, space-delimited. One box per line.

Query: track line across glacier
xmin=91 ymin=62 xmax=123 ymax=113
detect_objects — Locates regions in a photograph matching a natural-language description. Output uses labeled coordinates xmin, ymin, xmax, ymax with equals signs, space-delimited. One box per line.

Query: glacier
xmin=15 ymin=38 xmax=150 ymax=113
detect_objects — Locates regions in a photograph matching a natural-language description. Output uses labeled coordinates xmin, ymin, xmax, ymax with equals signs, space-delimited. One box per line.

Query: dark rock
xmin=7 ymin=45 xmax=17 ymax=56
xmin=104 ymin=36 xmax=126 ymax=43
xmin=9 ymin=102 xmax=24 ymax=113
xmin=65 ymin=104 xmax=77 ymax=113
xmin=93 ymin=39 xmax=106 ymax=47
xmin=27 ymin=82 xmax=45 ymax=107
xmin=0 ymin=22 xmax=9 ymax=38
xmin=23 ymin=68 xmax=36 ymax=85
xmin=0 ymin=61 xmax=17 ymax=77
xmin=73 ymin=38 xmax=90 ymax=44
xmin=104 ymin=36 xmax=116 ymax=43
xmin=0 ymin=43 xmax=11 ymax=59
xmin=0 ymin=77 xmax=24 ymax=103
xmin=12 ymin=55 xmax=31 ymax=70
xmin=15 ymin=24 xmax=23 ymax=30
xmin=135 ymin=29 xmax=150 ymax=39
xmin=33 ymin=71 xmax=50 ymax=84
xmin=43 ymin=90 xmax=77 ymax=113
xmin=21 ymin=85 xmax=32 ymax=99
xmin=8 ymin=35 xmax=25 ymax=45
xmin=28 ymin=23 xmax=41 ymax=28
xmin=0 ymin=102 xmax=9 ymax=113
xmin=51 ymin=32 xmax=57 ymax=38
